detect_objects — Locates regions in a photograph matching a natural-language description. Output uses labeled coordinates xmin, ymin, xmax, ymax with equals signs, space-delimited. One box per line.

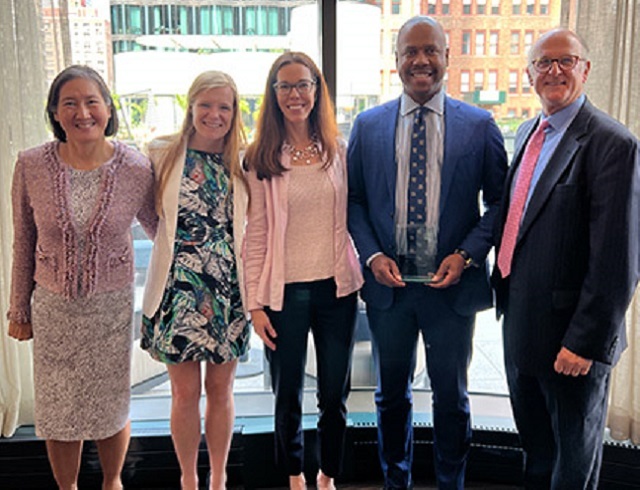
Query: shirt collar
xmin=400 ymin=89 xmax=445 ymax=117
xmin=543 ymin=93 xmax=585 ymax=132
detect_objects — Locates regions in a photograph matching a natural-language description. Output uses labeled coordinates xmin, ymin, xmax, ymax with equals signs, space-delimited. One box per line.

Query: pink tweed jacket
xmin=7 ymin=140 xmax=158 ymax=324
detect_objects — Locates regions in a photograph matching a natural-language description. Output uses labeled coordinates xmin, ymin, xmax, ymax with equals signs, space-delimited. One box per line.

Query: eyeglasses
xmin=530 ymin=55 xmax=585 ymax=73
xmin=272 ymin=79 xmax=316 ymax=95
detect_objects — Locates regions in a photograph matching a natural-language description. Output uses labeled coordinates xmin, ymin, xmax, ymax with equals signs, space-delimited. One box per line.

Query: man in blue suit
xmin=347 ymin=16 xmax=507 ymax=490
xmin=493 ymin=28 xmax=640 ymax=489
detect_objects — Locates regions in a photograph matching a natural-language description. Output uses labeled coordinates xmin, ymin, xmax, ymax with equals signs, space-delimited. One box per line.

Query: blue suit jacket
xmin=348 ymin=96 xmax=507 ymax=315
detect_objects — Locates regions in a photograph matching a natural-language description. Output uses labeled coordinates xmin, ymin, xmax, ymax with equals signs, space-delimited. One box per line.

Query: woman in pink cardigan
xmin=244 ymin=52 xmax=363 ymax=490
xmin=7 ymin=65 xmax=157 ymax=490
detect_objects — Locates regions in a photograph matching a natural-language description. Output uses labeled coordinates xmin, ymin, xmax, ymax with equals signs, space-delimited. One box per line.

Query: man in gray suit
xmin=493 ymin=28 xmax=640 ymax=489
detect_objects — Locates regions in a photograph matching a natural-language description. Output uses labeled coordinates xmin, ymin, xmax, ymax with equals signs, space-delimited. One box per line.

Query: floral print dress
xmin=141 ymin=149 xmax=249 ymax=364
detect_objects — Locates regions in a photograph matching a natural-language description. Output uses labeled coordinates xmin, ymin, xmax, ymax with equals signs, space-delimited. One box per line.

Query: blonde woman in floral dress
xmin=140 ymin=71 xmax=249 ymax=490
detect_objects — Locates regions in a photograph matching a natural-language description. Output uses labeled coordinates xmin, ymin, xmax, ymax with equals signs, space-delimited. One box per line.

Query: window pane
xmin=462 ymin=31 xmax=471 ymax=55
xmin=31 ymin=0 xmax=568 ymax=421
xmin=460 ymin=70 xmax=470 ymax=93
xmin=474 ymin=70 xmax=484 ymax=90
xmin=475 ymin=31 xmax=485 ymax=56
xmin=488 ymin=70 xmax=498 ymax=90
xmin=513 ymin=0 xmax=522 ymax=15
xmin=489 ymin=31 xmax=499 ymax=55
xmin=510 ymin=30 xmax=520 ymax=54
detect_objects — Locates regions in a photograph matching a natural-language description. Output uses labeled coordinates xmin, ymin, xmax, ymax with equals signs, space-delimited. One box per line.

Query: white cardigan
xmin=141 ymin=136 xmax=248 ymax=318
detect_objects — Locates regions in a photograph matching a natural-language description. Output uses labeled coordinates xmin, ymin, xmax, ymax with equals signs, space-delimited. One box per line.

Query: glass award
xmin=397 ymin=224 xmax=437 ymax=283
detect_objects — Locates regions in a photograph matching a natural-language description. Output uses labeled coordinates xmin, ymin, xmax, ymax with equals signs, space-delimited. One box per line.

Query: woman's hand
xmin=8 ymin=321 xmax=33 ymax=341
xmin=250 ymin=309 xmax=277 ymax=351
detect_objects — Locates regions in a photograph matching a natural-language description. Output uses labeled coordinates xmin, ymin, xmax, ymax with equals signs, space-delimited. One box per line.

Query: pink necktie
xmin=497 ymin=119 xmax=549 ymax=278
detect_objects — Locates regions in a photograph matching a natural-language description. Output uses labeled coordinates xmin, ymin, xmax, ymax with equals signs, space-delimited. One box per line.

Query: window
xmin=125 ymin=6 xmax=143 ymax=35
xmin=489 ymin=31 xmax=499 ymax=55
xmin=509 ymin=70 xmax=519 ymax=93
xmin=513 ymin=0 xmax=522 ymax=14
xmin=462 ymin=31 xmax=471 ymax=55
xmin=524 ymin=30 xmax=534 ymax=55
xmin=475 ymin=31 xmax=485 ymax=56
xmin=460 ymin=70 xmax=470 ymax=93
xmin=526 ymin=0 xmax=535 ymax=15
xmin=507 ymin=108 xmax=517 ymax=118
xmin=522 ymin=108 xmax=531 ymax=118
xmin=522 ymin=71 xmax=532 ymax=93
xmin=488 ymin=70 xmax=498 ymax=90
xmin=510 ymin=30 xmax=520 ymax=54
xmin=474 ymin=70 xmax=484 ymax=90
xmin=8 ymin=0 xmax=576 ymax=432
xmin=540 ymin=0 xmax=549 ymax=14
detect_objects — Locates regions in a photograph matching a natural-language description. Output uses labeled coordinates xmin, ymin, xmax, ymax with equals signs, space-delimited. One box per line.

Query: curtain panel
xmin=0 ymin=0 xmax=47 ymax=437
xmin=571 ymin=0 xmax=640 ymax=444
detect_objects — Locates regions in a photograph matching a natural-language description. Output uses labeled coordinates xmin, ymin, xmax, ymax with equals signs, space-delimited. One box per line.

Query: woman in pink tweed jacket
xmin=7 ymin=65 xmax=157 ymax=490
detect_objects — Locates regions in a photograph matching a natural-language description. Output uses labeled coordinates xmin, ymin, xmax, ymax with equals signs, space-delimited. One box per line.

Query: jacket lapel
xmin=163 ymin=141 xmax=187 ymax=243
xmin=518 ymin=102 xmax=591 ymax=241
xmin=378 ymin=99 xmax=400 ymax=200
xmin=440 ymin=97 xmax=462 ymax=213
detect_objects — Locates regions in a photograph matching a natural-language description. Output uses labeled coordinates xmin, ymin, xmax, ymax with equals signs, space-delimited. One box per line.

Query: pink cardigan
xmin=7 ymin=141 xmax=157 ymax=323
xmin=244 ymin=142 xmax=363 ymax=312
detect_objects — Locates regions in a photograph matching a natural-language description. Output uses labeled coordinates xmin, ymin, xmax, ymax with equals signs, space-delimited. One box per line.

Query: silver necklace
xmin=290 ymin=142 xmax=320 ymax=165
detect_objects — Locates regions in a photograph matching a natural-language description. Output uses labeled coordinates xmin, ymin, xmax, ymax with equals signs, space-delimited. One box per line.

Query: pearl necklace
xmin=289 ymin=141 xmax=320 ymax=165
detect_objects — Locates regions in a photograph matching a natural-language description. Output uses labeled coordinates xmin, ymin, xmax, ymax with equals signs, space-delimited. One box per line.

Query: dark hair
xmin=245 ymin=51 xmax=339 ymax=180
xmin=46 ymin=65 xmax=118 ymax=142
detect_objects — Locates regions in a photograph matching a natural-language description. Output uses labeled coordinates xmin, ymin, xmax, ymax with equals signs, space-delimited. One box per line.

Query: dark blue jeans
xmin=367 ymin=285 xmax=474 ymax=490
xmin=265 ymin=278 xmax=358 ymax=478
xmin=505 ymin=353 xmax=611 ymax=490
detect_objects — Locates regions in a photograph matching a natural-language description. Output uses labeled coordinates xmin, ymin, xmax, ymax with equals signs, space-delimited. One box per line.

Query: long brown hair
xmin=245 ymin=52 xmax=339 ymax=180
xmin=153 ymin=71 xmax=247 ymax=213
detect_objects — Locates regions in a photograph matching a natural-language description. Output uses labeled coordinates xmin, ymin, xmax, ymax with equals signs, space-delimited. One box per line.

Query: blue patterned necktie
xmin=407 ymin=107 xmax=427 ymax=256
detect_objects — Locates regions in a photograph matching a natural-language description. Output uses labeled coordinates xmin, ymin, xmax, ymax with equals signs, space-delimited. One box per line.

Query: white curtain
xmin=0 ymin=0 xmax=48 ymax=437
xmin=609 ymin=295 xmax=640 ymax=444
xmin=571 ymin=0 xmax=640 ymax=444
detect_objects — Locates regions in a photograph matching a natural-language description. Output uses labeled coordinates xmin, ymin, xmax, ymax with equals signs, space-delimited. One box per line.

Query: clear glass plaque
xmin=397 ymin=223 xmax=438 ymax=283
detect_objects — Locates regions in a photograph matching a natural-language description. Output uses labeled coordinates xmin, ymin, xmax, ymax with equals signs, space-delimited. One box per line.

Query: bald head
xmin=529 ymin=28 xmax=589 ymax=64
xmin=396 ymin=16 xmax=446 ymax=53
xmin=527 ymin=27 xmax=591 ymax=115
xmin=395 ymin=15 xmax=449 ymax=105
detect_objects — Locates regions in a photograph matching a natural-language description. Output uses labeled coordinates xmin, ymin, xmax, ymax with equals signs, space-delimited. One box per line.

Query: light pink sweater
xmin=244 ymin=142 xmax=364 ymax=312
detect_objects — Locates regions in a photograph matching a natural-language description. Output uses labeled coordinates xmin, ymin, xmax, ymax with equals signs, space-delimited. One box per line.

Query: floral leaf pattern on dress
xmin=141 ymin=150 xmax=249 ymax=364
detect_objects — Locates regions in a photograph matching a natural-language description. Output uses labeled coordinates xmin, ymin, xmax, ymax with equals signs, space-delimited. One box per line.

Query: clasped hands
xmin=370 ymin=253 xmax=465 ymax=289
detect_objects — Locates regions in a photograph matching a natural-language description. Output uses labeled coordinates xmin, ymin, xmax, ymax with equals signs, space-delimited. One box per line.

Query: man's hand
xmin=554 ymin=346 xmax=593 ymax=376
xmin=428 ymin=253 xmax=465 ymax=289
xmin=8 ymin=321 xmax=33 ymax=341
xmin=250 ymin=309 xmax=277 ymax=351
xmin=370 ymin=255 xmax=406 ymax=288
